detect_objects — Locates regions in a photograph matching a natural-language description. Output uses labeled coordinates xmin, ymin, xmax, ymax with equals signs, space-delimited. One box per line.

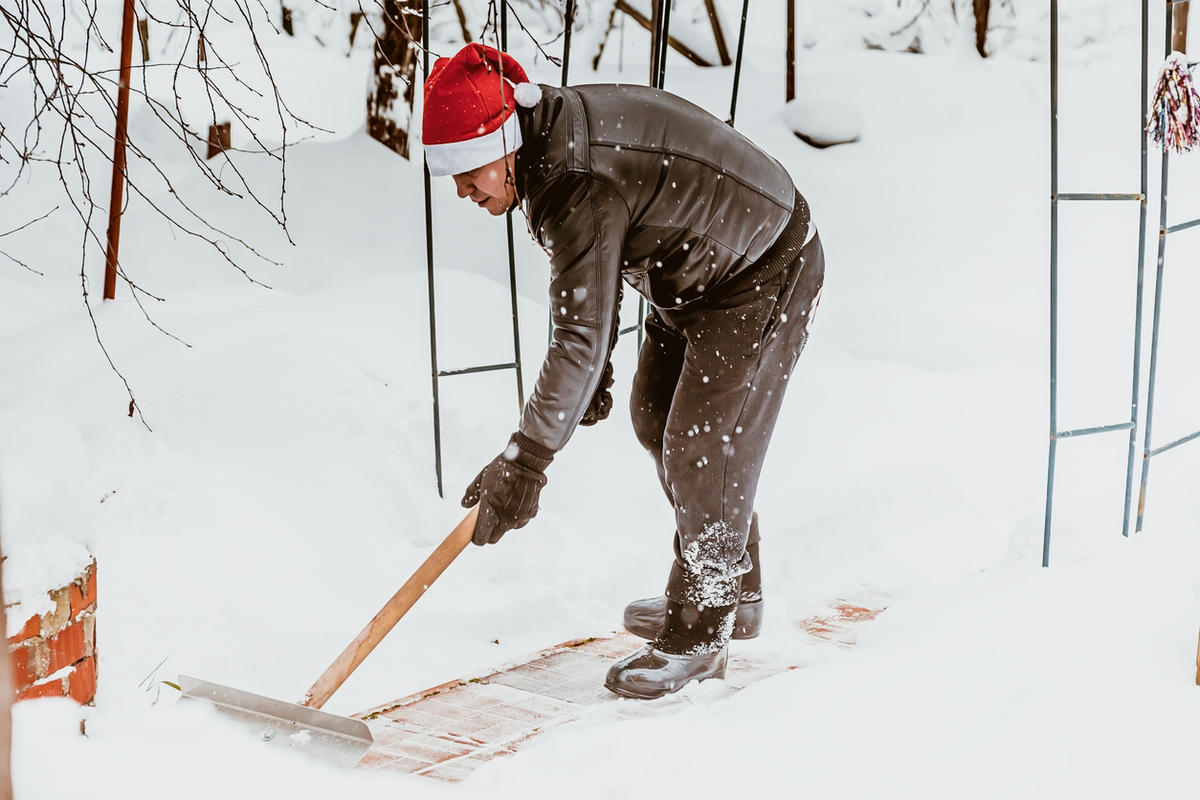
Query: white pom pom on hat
xmin=514 ymin=82 xmax=542 ymax=108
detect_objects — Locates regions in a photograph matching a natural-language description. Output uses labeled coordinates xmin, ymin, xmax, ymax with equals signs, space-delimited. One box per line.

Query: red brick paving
xmin=798 ymin=603 xmax=885 ymax=646
xmin=351 ymin=602 xmax=884 ymax=782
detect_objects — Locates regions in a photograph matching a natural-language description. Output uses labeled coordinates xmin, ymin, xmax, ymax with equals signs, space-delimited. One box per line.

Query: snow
xmin=781 ymin=96 xmax=862 ymax=148
xmin=4 ymin=1 xmax=1200 ymax=798
xmin=484 ymin=530 xmax=1200 ymax=799
xmin=2 ymin=539 xmax=92 ymax=635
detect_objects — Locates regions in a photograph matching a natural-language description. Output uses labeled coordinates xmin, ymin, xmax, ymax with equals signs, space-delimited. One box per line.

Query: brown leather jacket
xmin=513 ymin=83 xmax=801 ymax=452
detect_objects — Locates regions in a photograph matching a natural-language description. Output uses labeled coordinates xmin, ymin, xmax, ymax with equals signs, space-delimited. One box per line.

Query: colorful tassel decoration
xmin=1147 ymin=51 xmax=1200 ymax=154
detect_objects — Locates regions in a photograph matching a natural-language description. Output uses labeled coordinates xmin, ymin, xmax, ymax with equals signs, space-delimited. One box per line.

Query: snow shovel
xmin=177 ymin=505 xmax=479 ymax=767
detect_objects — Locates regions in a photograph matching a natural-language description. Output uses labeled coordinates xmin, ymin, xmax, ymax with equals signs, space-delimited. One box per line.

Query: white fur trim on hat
xmin=514 ymin=82 xmax=542 ymax=108
xmin=424 ymin=113 xmax=523 ymax=177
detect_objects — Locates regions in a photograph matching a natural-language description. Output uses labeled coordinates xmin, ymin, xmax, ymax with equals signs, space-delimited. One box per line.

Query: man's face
xmin=452 ymin=152 xmax=518 ymax=216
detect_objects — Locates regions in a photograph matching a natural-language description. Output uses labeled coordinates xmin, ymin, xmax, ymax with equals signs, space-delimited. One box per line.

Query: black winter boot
xmin=623 ymin=593 xmax=762 ymax=640
xmin=605 ymin=601 xmax=733 ymax=699
xmin=624 ymin=533 xmax=763 ymax=640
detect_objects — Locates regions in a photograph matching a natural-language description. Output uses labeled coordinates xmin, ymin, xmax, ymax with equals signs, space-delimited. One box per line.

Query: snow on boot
xmin=605 ymin=601 xmax=734 ymax=699
xmin=624 ymin=536 xmax=763 ymax=640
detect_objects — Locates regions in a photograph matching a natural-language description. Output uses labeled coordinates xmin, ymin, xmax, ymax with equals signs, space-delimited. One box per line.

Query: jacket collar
xmin=514 ymin=86 xmax=564 ymax=205
xmin=513 ymin=107 xmax=537 ymax=203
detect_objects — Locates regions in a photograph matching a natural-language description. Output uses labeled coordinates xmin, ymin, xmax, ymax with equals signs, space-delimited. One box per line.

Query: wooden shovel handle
xmin=302 ymin=506 xmax=478 ymax=709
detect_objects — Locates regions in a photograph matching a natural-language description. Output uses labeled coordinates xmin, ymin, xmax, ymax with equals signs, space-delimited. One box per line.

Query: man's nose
xmin=454 ymin=177 xmax=472 ymax=199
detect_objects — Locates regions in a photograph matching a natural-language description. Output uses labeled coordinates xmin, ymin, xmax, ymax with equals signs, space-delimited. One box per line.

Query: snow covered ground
xmin=4 ymin=2 xmax=1200 ymax=797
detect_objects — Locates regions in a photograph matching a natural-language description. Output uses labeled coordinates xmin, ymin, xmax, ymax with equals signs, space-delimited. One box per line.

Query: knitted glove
xmin=460 ymin=432 xmax=554 ymax=545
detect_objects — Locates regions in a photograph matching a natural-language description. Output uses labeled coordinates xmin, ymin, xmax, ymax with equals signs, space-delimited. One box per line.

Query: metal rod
xmin=1137 ymin=0 xmax=1175 ymax=532
xmin=615 ymin=1 xmax=664 ymax=348
xmin=1149 ymin=428 xmax=1200 ymax=458
xmin=505 ymin=217 xmax=524 ymax=411
xmin=638 ymin=0 xmax=672 ymax=350
xmin=1055 ymin=192 xmax=1144 ymax=201
xmin=549 ymin=0 xmax=577 ymax=347
xmin=649 ymin=0 xmax=660 ymax=84
xmin=1136 ymin=223 xmax=1167 ymax=530
xmin=728 ymin=0 xmax=750 ymax=126
xmin=655 ymin=0 xmax=672 ymax=89
xmin=617 ymin=304 xmax=646 ymax=342
xmin=1164 ymin=216 xmax=1200 ymax=234
xmin=1043 ymin=442 xmax=1057 ymax=568
xmin=103 ymin=0 xmax=136 ymax=301
xmin=423 ymin=0 xmax=443 ymax=498
xmin=438 ymin=362 xmax=520 ymax=378
xmin=502 ymin=1 xmax=525 ymax=414
xmin=561 ymin=0 xmax=575 ymax=85
xmin=1121 ymin=0 xmax=1151 ymax=538
xmin=637 ymin=298 xmax=647 ymax=351
xmin=1056 ymin=421 xmax=1135 ymax=439
xmin=1043 ymin=0 xmax=1059 ymax=568
xmin=786 ymin=0 xmax=796 ymax=103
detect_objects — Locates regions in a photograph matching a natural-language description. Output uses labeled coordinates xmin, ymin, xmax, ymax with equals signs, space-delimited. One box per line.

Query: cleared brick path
xmin=351 ymin=601 xmax=884 ymax=783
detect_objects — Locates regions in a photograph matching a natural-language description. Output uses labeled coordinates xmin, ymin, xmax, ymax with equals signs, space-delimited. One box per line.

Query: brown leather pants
xmin=630 ymin=233 xmax=825 ymax=608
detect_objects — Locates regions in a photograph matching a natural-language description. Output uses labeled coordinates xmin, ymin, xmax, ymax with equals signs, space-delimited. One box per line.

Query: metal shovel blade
xmin=177 ymin=674 xmax=373 ymax=768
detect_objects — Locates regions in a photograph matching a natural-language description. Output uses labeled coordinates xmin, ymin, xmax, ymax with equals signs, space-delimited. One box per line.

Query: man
xmin=423 ymin=44 xmax=823 ymax=699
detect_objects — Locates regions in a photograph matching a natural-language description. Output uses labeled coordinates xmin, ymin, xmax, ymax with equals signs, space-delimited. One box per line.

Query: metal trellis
xmin=615 ymin=0 xmax=752 ymax=352
xmin=1043 ymin=0 xmax=1150 ymax=565
xmin=424 ymin=1 xmax=526 ymax=498
xmin=1135 ymin=0 xmax=1200 ymax=531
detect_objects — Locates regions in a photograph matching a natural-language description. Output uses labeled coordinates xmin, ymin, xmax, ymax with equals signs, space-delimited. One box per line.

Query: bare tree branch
xmin=1 ymin=0 xmax=321 ymax=424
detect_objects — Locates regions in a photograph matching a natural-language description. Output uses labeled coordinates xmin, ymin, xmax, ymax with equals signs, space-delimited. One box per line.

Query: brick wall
xmin=7 ymin=561 xmax=97 ymax=704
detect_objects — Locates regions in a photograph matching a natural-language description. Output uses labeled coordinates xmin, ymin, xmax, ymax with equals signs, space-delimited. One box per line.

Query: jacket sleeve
xmin=519 ymin=173 xmax=629 ymax=452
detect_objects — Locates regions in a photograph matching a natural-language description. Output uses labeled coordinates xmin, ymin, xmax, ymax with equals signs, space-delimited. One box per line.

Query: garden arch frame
xmin=1044 ymin=0 xmax=1200 ymax=563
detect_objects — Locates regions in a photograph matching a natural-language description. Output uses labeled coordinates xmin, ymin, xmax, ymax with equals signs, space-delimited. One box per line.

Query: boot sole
xmin=603 ymin=664 xmax=728 ymax=700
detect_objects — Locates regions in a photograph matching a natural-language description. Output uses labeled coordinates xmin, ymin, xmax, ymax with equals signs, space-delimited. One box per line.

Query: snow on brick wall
xmin=7 ymin=560 xmax=97 ymax=705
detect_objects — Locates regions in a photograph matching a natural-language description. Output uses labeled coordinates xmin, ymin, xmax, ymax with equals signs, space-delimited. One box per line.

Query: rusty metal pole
xmin=1173 ymin=0 xmax=1189 ymax=53
xmin=103 ymin=0 xmax=136 ymax=301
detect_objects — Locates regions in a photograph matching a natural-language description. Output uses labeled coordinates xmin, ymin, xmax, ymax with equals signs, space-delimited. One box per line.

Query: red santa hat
xmin=422 ymin=43 xmax=542 ymax=177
